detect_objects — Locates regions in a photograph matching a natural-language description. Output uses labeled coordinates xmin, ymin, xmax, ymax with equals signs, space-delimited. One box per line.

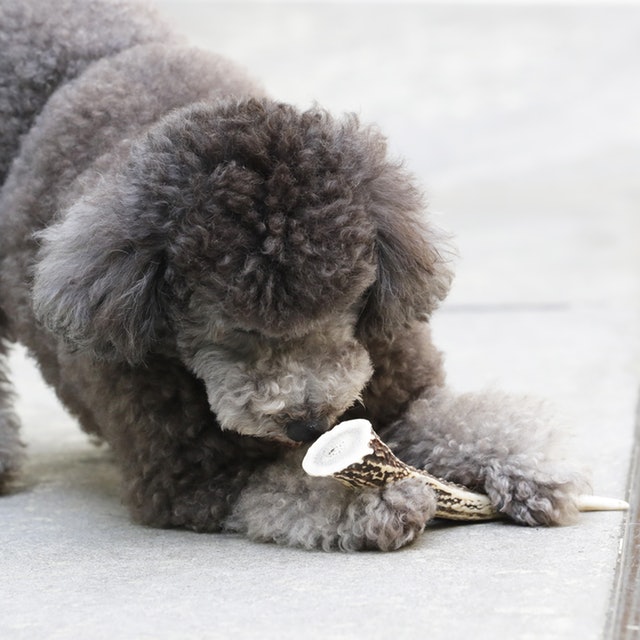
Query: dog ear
xmin=357 ymin=161 xmax=454 ymax=337
xmin=32 ymin=181 xmax=169 ymax=364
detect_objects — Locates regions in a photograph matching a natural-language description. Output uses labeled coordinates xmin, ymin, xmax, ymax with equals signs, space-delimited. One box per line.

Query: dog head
xmin=33 ymin=99 xmax=452 ymax=442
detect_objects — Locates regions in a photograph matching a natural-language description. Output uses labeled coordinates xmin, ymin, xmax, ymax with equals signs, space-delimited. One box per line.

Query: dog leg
xmin=0 ymin=333 xmax=23 ymax=492
xmin=223 ymin=449 xmax=436 ymax=551
xmin=378 ymin=388 xmax=589 ymax=526
xmin=43 ymin=354 xmax=264 ymax=531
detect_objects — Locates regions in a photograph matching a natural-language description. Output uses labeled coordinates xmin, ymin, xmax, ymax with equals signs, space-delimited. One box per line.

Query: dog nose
xmin=285 ymin=418 xmax=328 ymax=443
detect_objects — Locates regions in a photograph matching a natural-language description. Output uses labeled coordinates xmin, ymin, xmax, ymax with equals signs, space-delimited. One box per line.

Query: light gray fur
xmin=178 ymin=311 xmax=374 ymax=441
xmin=0 ymin=0 xmax=587 ymax=550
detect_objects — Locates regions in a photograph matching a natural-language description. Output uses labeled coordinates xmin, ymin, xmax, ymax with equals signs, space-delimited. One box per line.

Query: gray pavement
xmin=2 ymin=3 xmax=639 ymax=639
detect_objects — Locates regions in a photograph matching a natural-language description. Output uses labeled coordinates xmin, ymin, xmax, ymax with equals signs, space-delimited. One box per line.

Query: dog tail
xmin=0 ymin=0 xmax=173 ymax=185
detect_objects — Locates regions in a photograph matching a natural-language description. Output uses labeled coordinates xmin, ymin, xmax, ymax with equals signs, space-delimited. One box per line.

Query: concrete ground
xmin=2 ymin=2 xmax=639 ymax=639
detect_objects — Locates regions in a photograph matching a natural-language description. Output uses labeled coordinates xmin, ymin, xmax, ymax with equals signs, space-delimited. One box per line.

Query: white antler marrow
xmin=302 ymin=419 xmax=629 ymax=522
xmin=302 ymin=419 xmax=374 ymax=477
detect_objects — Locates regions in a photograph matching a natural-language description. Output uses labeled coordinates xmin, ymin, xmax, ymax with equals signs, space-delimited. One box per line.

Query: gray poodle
xmin=0 ymin=0 xmax=586 ymax=551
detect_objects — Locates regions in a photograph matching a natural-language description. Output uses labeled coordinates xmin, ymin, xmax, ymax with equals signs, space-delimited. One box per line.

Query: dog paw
xmin=224 ymin=459 xmax=437 ymax=552
xmin=0 ymin=448 xmax=23 ymax=493
xmin=483 ymin=464 xmax=588 ymax=526
xmin=0 ymin=426 xmax=24 ymax=494
xmin=336 ymin=477 xmax=437 ymax=551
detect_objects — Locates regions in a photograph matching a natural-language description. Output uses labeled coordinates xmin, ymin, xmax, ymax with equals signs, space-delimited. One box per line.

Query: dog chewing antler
xmin=302 ymin=419 xmax=629 ymax=521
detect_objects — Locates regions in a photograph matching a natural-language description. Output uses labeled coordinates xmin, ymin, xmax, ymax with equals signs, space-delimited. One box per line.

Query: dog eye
xmin=233 ymin=328 xmax=260 ymax=337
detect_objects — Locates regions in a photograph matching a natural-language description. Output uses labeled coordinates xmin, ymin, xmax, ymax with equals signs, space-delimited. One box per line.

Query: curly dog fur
xmin=0 ymin=0 xmax=587 ymax=551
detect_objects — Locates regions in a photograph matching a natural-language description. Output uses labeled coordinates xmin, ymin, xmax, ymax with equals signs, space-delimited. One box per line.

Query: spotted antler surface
xmin=302 ymin=419 xmax=629 ymax=522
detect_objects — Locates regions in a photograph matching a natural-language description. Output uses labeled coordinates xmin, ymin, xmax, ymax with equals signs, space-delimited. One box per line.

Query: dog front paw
xmin=483 ymin=463 xmax=588 ymax=526
xmin=225 ymin=455 xmax=437 ymax=551
xmin=336 ymin=477 xmax=437 ymax=551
